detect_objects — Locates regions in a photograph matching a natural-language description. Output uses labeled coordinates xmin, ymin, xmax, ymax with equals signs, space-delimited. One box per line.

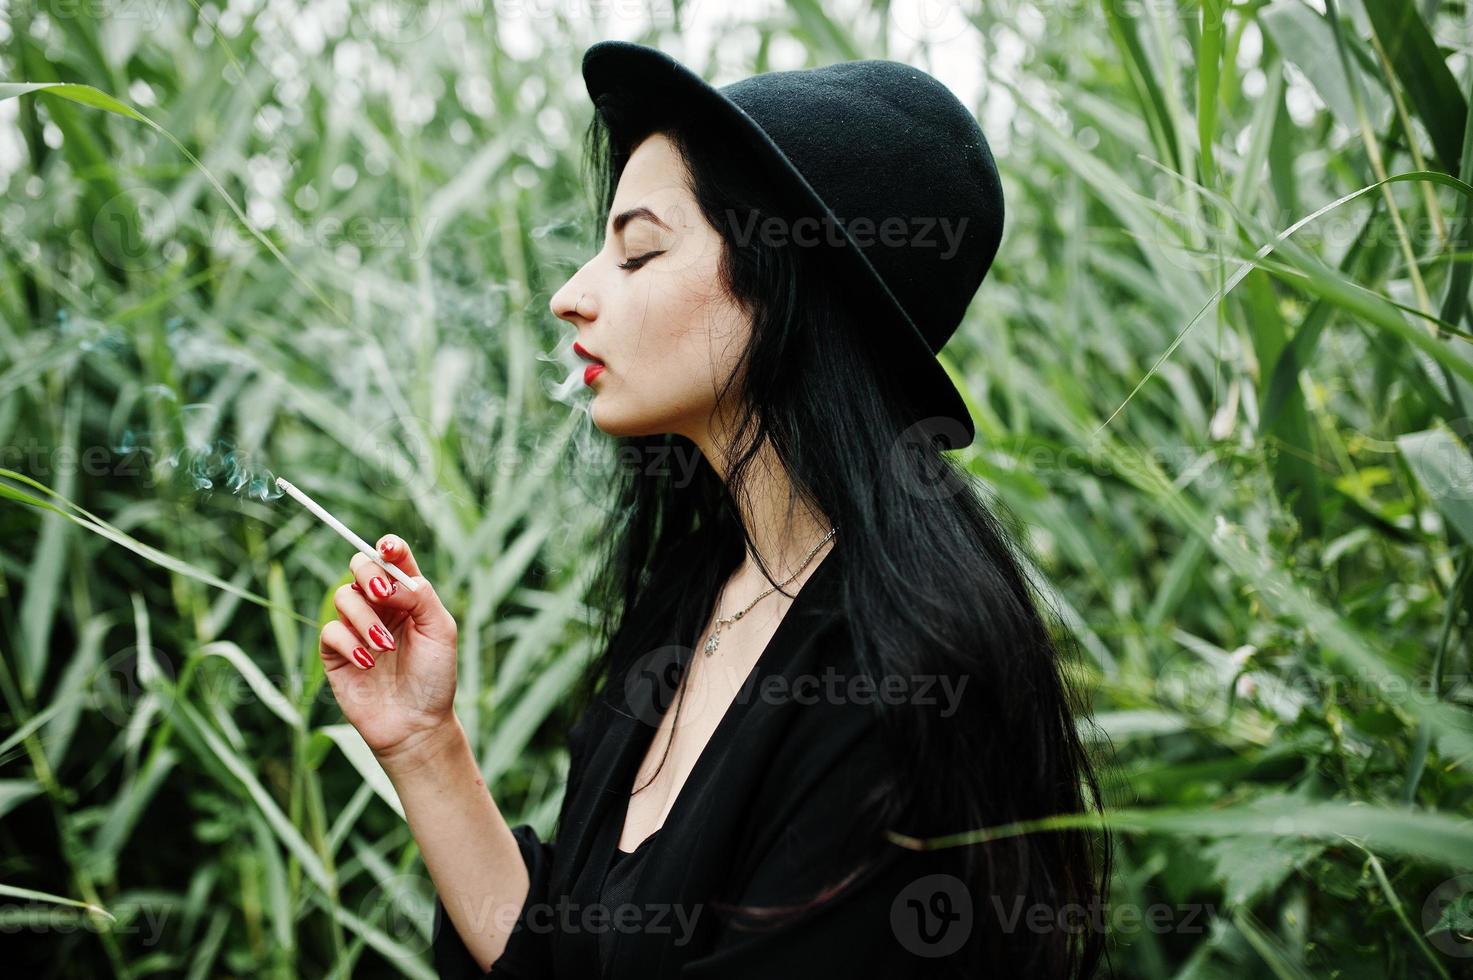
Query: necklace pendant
xmin=703 ymin=631 xmax=719 ymax=656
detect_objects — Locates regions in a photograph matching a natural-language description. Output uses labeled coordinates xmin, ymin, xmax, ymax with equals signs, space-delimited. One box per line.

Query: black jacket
xmin=431 ymin=548 xmax=970 ymax=978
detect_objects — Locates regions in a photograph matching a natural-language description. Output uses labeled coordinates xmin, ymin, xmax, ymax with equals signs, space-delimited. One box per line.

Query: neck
xmin=692 ymin=414 xmax=834 ymax=589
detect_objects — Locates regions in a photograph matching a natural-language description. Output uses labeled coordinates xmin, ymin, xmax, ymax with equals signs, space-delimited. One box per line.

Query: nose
xmin=550 ymin=277 xmax=594 ymax=324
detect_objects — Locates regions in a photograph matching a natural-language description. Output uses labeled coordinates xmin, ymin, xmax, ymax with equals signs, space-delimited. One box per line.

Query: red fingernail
xmin=390 ymin=580 xmax=399 ymax=595
xmin=380 ymin=539 xmax=395 ymax=555
xmin=369 ymin=577 xmax=391 ymax=599
xmin=351 ymin=647 xmax=375 ymax=669
xmin=368 ymin=624 xmax=396 ymax=651
xmin=350 ymin=582 xmax=364 ymax=595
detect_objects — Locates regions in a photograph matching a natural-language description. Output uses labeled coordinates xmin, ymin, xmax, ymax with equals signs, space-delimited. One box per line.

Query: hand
xmin=318 ymin=534 xmax=461 ymax=764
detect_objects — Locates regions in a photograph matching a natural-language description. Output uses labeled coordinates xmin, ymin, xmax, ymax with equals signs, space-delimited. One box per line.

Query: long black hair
xmin=561 ymin=83 xmax=1111 ymax=979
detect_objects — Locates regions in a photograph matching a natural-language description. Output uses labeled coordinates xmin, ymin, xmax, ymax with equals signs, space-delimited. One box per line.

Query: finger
xmin=348 ymin=551 xmax=453 ymax=640
xmin=374 ymin=533 xmax=422 ymax=579
xmin=320 ymin=619 xmax=377 ymax=671
xmin=350 ymin=550 xmax=407 ymax=604
xmin=333 ymin=583 xmax=398 ymax=655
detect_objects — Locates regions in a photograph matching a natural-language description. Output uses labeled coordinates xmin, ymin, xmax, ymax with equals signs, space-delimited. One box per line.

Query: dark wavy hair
xmin=560 ymin=83 xmax=1111 ymax=979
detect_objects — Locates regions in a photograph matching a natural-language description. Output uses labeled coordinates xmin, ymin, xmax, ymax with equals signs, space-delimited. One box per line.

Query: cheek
xmin=658 ymin=273 xmax=747 ymax=387
xmin=601 ymin=239 xmax=749 ymax=423
xmin=625 ymin=258 xmax=742 ymax=369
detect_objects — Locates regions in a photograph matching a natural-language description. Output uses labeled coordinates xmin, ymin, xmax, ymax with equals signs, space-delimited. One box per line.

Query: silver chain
xmin=701 ymin=526 xmax=837 ymax=657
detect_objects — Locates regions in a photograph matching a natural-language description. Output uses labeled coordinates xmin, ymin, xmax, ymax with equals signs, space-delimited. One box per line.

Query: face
xmin=549 ymin=132 xmax=750 ymax=446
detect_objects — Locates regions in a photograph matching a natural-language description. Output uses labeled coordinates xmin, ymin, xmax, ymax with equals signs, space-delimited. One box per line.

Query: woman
xmin=318 ymin=41 xmax=1109 ymax=978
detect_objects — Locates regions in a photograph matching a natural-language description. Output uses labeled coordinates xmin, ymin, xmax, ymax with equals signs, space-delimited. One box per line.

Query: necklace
xmin=701 ymin=526 xmax=838 ymax=657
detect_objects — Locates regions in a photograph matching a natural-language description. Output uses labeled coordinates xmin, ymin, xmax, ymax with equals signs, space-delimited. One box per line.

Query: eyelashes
xmin=618 ymin=250 xmax=665 ymax=271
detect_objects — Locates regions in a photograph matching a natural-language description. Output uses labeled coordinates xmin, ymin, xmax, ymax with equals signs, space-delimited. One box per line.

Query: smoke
xmin=112 ymin=389 xmax=282 ymax=503
xmin=537 ymin=329 xmax=595 ymax=416
xmin=179 ymin=437 xmax=284 ymax=501
xmin=114 ymin=433 xmax=284 ymax=502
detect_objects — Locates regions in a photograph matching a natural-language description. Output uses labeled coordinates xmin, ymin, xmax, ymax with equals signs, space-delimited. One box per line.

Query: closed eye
xmin=618 ymin=250 xmax=665 ymax=271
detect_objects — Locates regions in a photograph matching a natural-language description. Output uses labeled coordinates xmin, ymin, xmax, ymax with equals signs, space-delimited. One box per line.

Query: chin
xmin=590 ymin=400 xmax=680 ymax=441
xmin=588 ymin=399 xmax=636 ymax=438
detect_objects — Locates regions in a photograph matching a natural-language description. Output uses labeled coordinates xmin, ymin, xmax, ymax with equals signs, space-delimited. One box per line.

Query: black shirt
xmin=431 ymin=546 xmax=970 ymax=977
xmin=596 ymin=828 xmax=660 ymax=970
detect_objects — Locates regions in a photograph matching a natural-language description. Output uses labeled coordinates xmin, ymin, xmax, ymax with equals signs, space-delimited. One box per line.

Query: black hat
xmin=581 ymin=40 xmax=1004 ymax=451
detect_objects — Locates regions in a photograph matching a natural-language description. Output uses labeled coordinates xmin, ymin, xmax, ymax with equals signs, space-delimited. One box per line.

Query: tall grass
xmin=2 ymin=1 xmax=1471 ymax=976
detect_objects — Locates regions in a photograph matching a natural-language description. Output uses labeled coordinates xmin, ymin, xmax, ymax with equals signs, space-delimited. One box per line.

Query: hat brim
xmin=581 ymin=40 xmax=977 ymax=451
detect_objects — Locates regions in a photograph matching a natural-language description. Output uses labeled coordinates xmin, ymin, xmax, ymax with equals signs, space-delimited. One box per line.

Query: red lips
xmin=574 ymin=342 xmax=606 ymax=386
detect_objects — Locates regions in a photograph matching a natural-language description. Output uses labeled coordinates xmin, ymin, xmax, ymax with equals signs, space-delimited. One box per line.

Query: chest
xmin=616 ymin=597 xmax=792 ymax=850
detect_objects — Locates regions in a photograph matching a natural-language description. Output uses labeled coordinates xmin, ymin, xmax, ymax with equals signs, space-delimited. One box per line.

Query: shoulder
xmin=740 ymin=614 xmax=901 ymax=843
xmin=772 ymin=611 xmax=889 ymax=757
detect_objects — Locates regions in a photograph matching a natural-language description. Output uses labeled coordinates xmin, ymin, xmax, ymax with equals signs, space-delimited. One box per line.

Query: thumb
xmin=399 ymin=575 xmax=455 ymax=635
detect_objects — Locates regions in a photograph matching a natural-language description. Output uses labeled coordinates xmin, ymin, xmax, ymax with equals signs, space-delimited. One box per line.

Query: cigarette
xmin=274 ymin=477 xmax=421 ymax=593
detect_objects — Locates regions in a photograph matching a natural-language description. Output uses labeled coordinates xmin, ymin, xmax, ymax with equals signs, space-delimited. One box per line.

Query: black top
xmin=596 ymin=828 xmax=661 ymax=970
xmin=431 ymin=546 xmax=970 ymax=978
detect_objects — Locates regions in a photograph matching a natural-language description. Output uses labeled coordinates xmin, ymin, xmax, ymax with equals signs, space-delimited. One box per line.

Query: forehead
xmin=609 ymin=133 xmax=692 ymax=226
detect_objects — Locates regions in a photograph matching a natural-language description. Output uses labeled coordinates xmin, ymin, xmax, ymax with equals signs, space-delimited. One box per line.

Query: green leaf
xmin=196 ymin=641 xmax=304 ymax=729
xmin=0 ymin=82 xmax=149 ymax=122
xmin=1397 ymin=427 xmax=1473 ymax=546
xmin=1203 ymin=834 xmax=1324 ymax=908
xmin=0 ymin=468 xmax=313 ymax=626
xmin=1234 ymin=907 xmax=1317 ymax=980
xmin=0 ymin=883 xmax=114 ymax=922
xmin=1360 ymin=0 xmax=1467 ymax=175
xmin=891 ymin=794 xmax=1473 ymax=870
xmin=1260 ymin=1 xmax=1391 ymax=135
xmin=0 ymin=82 xmax=348 ymax=327
xmin=319 ymin=724 xmax=403 ymax=819
xmin=0 ymin=779 xmax=44 ymax=820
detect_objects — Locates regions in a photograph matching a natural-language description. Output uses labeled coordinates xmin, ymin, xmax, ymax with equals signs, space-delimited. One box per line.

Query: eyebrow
xmin=610 ymin=206 xmax=672 ymax=236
